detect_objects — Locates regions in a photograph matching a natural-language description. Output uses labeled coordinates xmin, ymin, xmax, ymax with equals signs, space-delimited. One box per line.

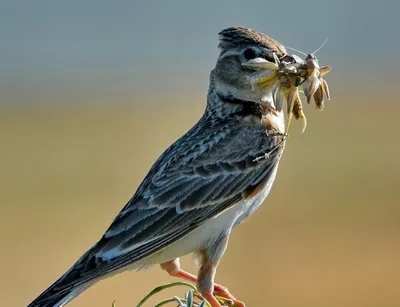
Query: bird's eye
xmin=243 ymin=48 xmax=257 ymax=60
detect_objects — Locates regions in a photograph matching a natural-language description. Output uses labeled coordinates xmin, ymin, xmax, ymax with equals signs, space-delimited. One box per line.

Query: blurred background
xmin=1 ymin=1 xmax=399 ymax=306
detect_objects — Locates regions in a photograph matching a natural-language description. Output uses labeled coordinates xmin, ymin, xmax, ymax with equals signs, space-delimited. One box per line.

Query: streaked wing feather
xmin=53 ymin=114 xmax=285 ymax=291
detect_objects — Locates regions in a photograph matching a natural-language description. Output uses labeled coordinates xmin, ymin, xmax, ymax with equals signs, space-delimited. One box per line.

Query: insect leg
xmin=320 ymin=78 xmax=330 ymax=100
xmin=319 ymin=66 xmax=331 ymax=76
xmin=284 ymin=86 xmax=299 ymax=135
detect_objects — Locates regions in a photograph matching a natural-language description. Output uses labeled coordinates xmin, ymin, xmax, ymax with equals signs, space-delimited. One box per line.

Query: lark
xmin=29 ymin=27 xmax=289 ymax=307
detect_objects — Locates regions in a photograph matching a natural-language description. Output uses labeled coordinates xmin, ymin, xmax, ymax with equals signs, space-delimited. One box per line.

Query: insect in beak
xmin=243 ymin=45 xmax=331 ymax=135
xmin=243 ymin=54 xmax=281 ymax=90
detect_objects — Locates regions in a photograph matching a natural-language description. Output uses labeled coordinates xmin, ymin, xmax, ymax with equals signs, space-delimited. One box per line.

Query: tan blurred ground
xmin=1 ymin=98 xmax=399 ymax=307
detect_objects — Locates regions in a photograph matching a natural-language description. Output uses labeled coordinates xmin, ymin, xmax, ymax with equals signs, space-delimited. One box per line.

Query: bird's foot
xmin=213 ymin=284 xmax=246 ymax=307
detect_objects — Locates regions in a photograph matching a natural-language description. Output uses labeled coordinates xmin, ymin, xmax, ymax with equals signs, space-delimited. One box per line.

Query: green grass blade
xmin=136 ymin=281 xmax=197 ymax=307
xmin=185 ymin=289 xmax=194 ymax=306
xmin=153 ymin=296 xmax=185 ymax=307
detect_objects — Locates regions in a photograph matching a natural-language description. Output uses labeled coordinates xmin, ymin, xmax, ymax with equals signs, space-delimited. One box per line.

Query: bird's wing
xmin=52 ymin=115 xmax=284 ymax=291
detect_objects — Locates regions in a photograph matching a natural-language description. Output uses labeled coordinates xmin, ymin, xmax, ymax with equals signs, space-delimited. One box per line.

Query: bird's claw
xmin=213 ymin=286 xmax=246 ymax=307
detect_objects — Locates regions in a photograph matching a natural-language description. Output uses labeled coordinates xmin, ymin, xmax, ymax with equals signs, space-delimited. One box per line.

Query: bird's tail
xmin=28 ymin=247 xmax=99 ymax=307
xmin=27 ymin=283 xmax=89 ymax=307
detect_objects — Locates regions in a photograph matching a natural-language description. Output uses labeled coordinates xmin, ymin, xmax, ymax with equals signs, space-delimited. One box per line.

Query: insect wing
xmin=292 ymin=54 xmax=304 ymax=64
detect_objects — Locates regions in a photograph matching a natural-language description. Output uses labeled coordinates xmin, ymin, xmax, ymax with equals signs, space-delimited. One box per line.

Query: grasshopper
xmin=245 ymin=41 xmax=331 ymax=134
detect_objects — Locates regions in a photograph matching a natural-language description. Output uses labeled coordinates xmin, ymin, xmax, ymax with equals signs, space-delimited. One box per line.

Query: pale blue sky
xmin=1 ymin=0 xmax=398 ymax=105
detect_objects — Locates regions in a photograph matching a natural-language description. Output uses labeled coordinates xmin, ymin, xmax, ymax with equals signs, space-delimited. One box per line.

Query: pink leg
xmin=161 ymin=256 xmax=245 ymax=306
xmin=213 ymin=284 xmax=245 ymax=307
xmin=161 ymin=259 xmax=197 ymax=283
xmin=201 ymin=291 xmax=223 ymax=307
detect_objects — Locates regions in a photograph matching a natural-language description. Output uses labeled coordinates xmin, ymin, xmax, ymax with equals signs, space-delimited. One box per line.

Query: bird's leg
xmin=161 ymin=235 xmax=245 ymax=307
xmin=197 ymin=263 xmax=245 ymax=307
xmin=161 ymin=258 xmax=197 ymax=283
xmin=196 ymin=235 xmax=246 ymax=307
xmin=197 ymin=262 xmax=223 ymax=307
xmin=162 ymin=260 xmax=242 ymax=305
xmin=162 ymin=259 xmax=222 ymax=306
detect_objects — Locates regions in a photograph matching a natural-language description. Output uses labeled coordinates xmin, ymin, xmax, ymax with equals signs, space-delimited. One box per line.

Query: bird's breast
xmin=232 ymin=159 xmax=281 ymax=228
xmin=260 ymin=107 xmax=285 ymax=135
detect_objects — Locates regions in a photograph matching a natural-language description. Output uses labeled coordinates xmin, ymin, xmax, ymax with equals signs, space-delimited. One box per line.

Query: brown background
xmin=1 ymin=1 xmax=400 ymax=306
xmin=2 ymin=94 xmax=399 ymax=306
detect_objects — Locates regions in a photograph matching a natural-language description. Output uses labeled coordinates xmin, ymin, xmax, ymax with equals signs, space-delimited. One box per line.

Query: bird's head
xmin=208 ymin=27 xmax=288 ymax=116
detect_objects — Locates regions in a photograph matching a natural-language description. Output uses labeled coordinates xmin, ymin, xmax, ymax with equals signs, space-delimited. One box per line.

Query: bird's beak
xmin=243 ymin=53 xmax=281 ymax=71
xmin=242 ymin=57 xmax=279 ymax=71
xmin=243 ymin=57 xmax=280 ymax=91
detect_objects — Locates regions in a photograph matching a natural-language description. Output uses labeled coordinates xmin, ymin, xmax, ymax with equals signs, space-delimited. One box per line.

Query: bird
xmin=29 ymin=27 xmax=289 ymax=307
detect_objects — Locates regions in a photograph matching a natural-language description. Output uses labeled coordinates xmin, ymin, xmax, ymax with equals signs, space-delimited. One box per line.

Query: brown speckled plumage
xmin=29 ymin=27 xmax=287 ymax=307
xmin=218 ymin=27 xmax=287 ymax=57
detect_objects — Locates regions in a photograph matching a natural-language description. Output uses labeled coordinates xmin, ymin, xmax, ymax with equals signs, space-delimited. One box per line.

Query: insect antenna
xmin=284 ymin=45 xmax=308 ymax=57
xmin=312 ymin=38 xmax=328 ymax=55
xmin=285 ymin=38 xmax=329 ymax=57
